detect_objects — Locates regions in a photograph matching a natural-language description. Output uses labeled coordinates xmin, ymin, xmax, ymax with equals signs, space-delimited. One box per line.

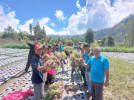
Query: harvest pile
xmin=55 ymin=52 xmax=67 ymax=61
xmin=65 ymin=85 xmax=79 ymax=92
xmin=63 ymin=46 xmax=73 ymax=56
xmin=43 ymin=52 xmax=67 ymax=71
xmin=70 ymin=50 xmax=84 ymax=68
xmin=65 ymin=40 xmax=74 ymax=46
xmin=45 ymin=82 xmax=64 ymax=100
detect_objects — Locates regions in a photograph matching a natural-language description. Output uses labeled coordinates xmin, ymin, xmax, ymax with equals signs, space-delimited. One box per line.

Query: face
xmin=34 ymin=41 xmax=38 ymax=45
xmin=81 ymin=48 xmax=84 ymax=53
xmin=93 ymin=48 xmax=101 ymax=58
xmin=43 ymin=47 xmax=48 ymax=53
xmin=86 ymin=46 xmax=89 ymax=51
xmin=48 ymin=48 xmax=52 ymax=52
xmin=35 ymin=49 xmax=42 ymax=56
xmin=79 ymin=44 xmax=82 ymax=48
xmin=54 ymin=45 xmax=56 ymax=49
xmin=52 ymin=45 xmax=55 ymax=49
xmin=84 ymin=46 xmax=88 ymax=51
xmin=77 ymin=43 xmax=79 ymax=47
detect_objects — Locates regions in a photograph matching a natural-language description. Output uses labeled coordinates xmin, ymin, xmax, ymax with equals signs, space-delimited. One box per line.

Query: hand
xmin=43 ymin=64 xmax=47 ymax=69
xmin=104 ymin=81 xmax=109 ymax=87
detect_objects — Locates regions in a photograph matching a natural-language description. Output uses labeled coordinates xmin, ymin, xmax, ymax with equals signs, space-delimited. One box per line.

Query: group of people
xmin=24 ymin=36 xmax=62 ymax=100
xmin=24 ymin=36 xmax=109 ymax=100
xmin=73 ymin=42 xmax=109 ymax=100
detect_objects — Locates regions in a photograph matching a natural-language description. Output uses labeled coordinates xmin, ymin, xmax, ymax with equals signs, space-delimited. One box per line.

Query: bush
xmin=90 ymin=42 xmax=100 ymax=50
xmin=1 ymin=43 xmax=29 ymax=49
xmin=101 ymin=47 xmax=134 ymax=53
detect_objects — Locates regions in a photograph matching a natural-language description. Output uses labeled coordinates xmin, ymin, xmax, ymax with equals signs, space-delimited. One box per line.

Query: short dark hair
xmin=48 ymin=45 xmax=52 ymax=49
xmin=83 ymin=44 xmax=90 ymax=48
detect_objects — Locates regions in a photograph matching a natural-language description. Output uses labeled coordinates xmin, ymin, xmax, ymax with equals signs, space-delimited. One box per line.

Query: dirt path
xmin=102 ymin=52 xmax=134 ymax=63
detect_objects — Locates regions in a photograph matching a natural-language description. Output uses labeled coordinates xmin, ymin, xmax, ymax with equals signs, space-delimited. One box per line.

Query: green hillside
xmin=95 ymin=14 xmax=134 ymax=42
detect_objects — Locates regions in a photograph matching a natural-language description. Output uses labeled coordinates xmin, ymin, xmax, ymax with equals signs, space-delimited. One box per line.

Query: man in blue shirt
xmin=31 ymin=44 xmax=47 ymax=100
xmin=74 ymin=42 xmax=82 ymax=50
xmin=59 ymin=45 xmax=64 ymax=52
xmin=83 ymin=44 xmax=91 ymax=94
xmin=82 ymin=47 xmax=109 ymax=100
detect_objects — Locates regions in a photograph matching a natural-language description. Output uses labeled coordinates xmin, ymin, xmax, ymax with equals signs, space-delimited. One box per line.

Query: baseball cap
xmin=34 ymin=44 xmax=43 ymax=50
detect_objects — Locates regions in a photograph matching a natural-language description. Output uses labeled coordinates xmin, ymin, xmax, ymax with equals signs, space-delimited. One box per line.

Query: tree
xmin=71 ymin=36 xmax=79 ymax=45
xmin=33 ymin=21 xmax=46 ymax=40
xmin=41 ymin=26 xmax=46 ymax=39
xmin=126 ymin=18 xmax=134 ymax=46
xmin=4 ymin=26 xmax=15 ymax=34
xmin=2 ymin=26 xmax=17 ymax=39
xmin=33 ymin=21 xmax=41 ymax=40
xmin=85 ymin=28 xmax=94 ymax=44
xmin=105 ymin=35 xmax=115 ymax=46
xmin=29 ymin=23 xmax=32 ymax=35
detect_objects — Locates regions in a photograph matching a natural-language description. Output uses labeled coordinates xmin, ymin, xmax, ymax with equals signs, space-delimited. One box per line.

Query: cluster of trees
xmin=84 ymin=28 xmax=115 ymax=47
xmin=29 ymin=21 xmax=46 ymax=40
xmin=98 ymin=35 xmax=115 ymax=46
xmin=1 ymin=21 xmax=46 ymax=41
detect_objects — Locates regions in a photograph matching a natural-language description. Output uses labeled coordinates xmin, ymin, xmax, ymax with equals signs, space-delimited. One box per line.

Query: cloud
xmin=50 ymin=22 xmax=55 ymax=27
xmin=38 ymin=17 xmax=50 ymax=27
xmin=0 ymin=5 xmax=20 ymax=32
xmin=1 ymin=0 xmax=134 ymax=36
xmin=18 ymin=19 xmax=33 ymax=32
xmin=66 ymin=0 xmax=134 ymax=35
xmin=18 ymin=17 xmax=50 ymax=34
xmin=55 ymin=10 xmax=67 ymax=22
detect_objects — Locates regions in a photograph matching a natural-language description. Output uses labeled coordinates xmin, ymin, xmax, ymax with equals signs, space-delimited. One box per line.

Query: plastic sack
xmin=2 ymin=88 xmax=34 ymax=100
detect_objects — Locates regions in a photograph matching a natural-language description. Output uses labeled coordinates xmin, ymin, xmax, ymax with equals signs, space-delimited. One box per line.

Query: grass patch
xmin=106 ymin=57 xmax=134 ymax=99
xmin=0 ymin=43 xmax=29 ymax=49
xmin=101 ymin=47 xmax=134 ymax=53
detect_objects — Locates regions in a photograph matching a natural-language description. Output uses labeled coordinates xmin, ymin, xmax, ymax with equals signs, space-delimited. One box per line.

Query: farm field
xmin=0 ymin=48 xmax=133 ymax=100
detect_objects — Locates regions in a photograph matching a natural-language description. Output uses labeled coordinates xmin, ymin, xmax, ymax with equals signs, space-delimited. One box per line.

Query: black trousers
xmin=79 ymin=65 xmax=87 ymax=86
xmin=46 ymin=73 xmax=53 ymax=85
xmin=91 ymin=81 xmax=103 ymax=100
xmin=71 ymin=68 xmax=75 ymax=74
xmin=25 ymin=57 xmax=32 ymax=72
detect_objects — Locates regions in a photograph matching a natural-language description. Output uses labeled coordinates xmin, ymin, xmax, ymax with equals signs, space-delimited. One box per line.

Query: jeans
xmin=85 ymin=71 xmax=91 ymax=92
xmin=60 ymin=61 xmax=64 ymax=73
xmin=33 ymin=83 xmax=44 ymax=100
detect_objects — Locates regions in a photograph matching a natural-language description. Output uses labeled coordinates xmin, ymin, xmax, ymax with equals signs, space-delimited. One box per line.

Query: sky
xmin=0 ymin=0 xmax=134 ymax=35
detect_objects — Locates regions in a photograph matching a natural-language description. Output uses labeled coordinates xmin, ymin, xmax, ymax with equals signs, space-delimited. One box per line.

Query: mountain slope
xmin=95 ymin=14 xmax=134 ymax=42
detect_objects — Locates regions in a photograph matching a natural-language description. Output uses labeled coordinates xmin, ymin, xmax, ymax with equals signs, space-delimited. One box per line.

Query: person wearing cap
xmin=78 ymin=42 xmax=82 ymax=48
xmin=24 ymin=36 xmax=38 ymax=72
xmin=83 ymin=44 xmax=92 ymax=95
xmin=31 ymin=44 xmax=47 ymax=100
xmin=82 ymin=47 xmax=109 ymax=100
